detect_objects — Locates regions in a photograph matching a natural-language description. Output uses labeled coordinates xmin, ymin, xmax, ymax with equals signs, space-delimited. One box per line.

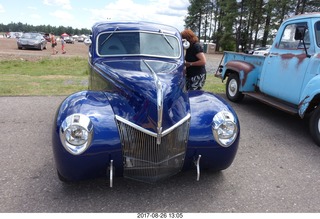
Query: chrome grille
xmin=116 ymin=115 xmax=190 ymax=183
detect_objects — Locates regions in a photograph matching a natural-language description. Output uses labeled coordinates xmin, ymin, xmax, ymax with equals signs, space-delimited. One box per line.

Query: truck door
xmin=259 ymin=22 xmax=312 ymax=105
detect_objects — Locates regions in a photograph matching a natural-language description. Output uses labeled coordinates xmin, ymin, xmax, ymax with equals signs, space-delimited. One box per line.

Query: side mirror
xmin=84 ymin=38 xmax=92 ymax=47
xmin=182 ymin=39 xmax=190 ymax=49
xmin=294 ymin=26 xmax=306 ymax=40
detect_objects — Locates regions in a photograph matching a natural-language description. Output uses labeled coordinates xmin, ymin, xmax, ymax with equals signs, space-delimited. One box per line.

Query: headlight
xmin=60 ymin=114 xmax=93 ymax=155
xmin=212 ymin=110 xmax=238 ymax=147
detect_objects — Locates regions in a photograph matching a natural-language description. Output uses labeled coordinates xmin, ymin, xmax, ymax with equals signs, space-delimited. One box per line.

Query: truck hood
xmin=93 ymin=58 xmax=189 ymax=133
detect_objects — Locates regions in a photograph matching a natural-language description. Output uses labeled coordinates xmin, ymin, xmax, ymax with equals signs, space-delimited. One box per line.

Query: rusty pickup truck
xmin=217 ymin=13 xmax=320 ymax=146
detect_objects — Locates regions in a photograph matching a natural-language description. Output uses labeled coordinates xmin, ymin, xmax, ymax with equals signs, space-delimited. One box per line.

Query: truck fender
xmin=299 ymin=75 xmax=320 ymax=117
xmin=223 ymin=60 xmax=256 ymax=91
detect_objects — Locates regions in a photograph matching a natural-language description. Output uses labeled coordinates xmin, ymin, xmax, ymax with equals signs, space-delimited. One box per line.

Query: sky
xmin=0 ymin=0 xmax=190 ymax=31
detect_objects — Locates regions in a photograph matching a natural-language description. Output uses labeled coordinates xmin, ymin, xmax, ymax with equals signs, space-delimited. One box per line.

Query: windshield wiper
xmin=159 ymin=29 xmax=174 ymax=50
xmin=100 ymin=26 xmax=119 ymax=46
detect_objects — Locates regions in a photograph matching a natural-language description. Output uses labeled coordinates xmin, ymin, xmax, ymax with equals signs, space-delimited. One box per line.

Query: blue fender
xmin=222 ymin=53 xmax=265 ymax=92
xmin=52 ymin=91 xmax=123 ymax=181
xmin=299 ymin=74 xmax=320 ymax=117
xmin=183 ymin=90 xmax=240 ymax=171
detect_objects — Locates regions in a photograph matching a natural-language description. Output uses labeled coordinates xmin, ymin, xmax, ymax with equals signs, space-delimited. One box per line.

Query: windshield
xmin=22 ymin=33 xmax=41 ymax=39
xmin=97 ymin=31 xmax=181 ymax=58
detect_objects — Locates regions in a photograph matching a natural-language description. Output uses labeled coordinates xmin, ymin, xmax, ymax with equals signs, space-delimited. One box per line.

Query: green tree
xmin=184 ymin=0 xmax=213 ymax=41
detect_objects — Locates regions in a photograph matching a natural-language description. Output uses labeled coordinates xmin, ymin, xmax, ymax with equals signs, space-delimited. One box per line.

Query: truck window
xmin=315 ymin=21 xmax=320 ymax=47
xmin=279 ymin=22 xmax=309 ymax=50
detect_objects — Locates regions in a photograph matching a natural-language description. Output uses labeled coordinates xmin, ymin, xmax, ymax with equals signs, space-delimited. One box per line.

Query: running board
xmin=244 ymin=92 xmax=298 ymax=115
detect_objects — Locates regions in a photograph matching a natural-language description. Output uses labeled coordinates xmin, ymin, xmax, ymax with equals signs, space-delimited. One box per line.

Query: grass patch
xmin=0 ymin=57 xmax=225 ymax=96
xmin=0 ymin=57 xmax=89 ymax=96
xmin=203 ymin=74 xmax=226 ymax=94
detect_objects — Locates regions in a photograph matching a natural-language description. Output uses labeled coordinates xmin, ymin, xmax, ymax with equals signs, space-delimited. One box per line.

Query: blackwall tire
xmin=57 ymin=170 xmax=72 ymax=183
xmin=226 ymin=74 xmax=244 ymax=102
xmin=309 ymin=107 xmax=320 ymax=147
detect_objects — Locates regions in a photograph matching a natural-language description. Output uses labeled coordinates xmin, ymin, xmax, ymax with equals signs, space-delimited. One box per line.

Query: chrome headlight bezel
xmin=59 ymin=114 xmax=93 ymax=155
xmin=212 ymin=110 xmax=238 ymax=147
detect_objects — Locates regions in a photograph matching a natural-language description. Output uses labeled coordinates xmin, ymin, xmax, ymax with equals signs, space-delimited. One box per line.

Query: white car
xmin=252 ymin=47 xmax=270 ymax=56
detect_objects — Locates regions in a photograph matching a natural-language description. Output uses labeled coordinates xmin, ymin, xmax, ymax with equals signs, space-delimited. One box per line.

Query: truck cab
xmin=217 ymin=13 xmax=320 ymax=146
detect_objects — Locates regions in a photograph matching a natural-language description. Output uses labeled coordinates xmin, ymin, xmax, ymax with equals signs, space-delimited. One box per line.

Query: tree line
xmin=0 ymin=22 xmax=91 ymax=36
xmin=184 ymin=0 xmax=320 ymax=52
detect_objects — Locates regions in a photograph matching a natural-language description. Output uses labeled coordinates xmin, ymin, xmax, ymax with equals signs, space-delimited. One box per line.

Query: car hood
xmin=19 ymin=38 xmax=40 ymax=43
xmin=93 ymin=58 xmax=189 ymax=133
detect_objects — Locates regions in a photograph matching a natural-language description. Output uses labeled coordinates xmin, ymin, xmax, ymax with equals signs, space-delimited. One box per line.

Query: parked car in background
xmin=252 ymin=46 xmax=271 ymax=56
xmin=64 ymin=36 xmax=75 ymax=44
xmin=77 ymin=36 xmax=85 ymax=42
xmin=52 ymin=21 xmax=240 ymax=187
xmin=17 ymin=32 xmax=47 ymax=50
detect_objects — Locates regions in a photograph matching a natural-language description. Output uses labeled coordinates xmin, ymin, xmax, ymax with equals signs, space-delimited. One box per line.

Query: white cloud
xmin=27 ymin=6 xmax=38 ymax=10
xmin=85 ymin=0 xmax=189 ymax=31
xmin=43 ymin=0 xmax=72 ymax=10
xmin=50 ymin=10 xmax=74 ymax=21
xmin=0 ymin=4 xmax=5 ymax=13
xmin=30 ymin=14 xmax=42 ymax=20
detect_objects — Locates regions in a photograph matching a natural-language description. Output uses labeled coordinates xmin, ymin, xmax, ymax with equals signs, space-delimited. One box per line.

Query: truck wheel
xmin=226 ymin=74 xmax=244 ymax=102
xmin=309 ymin=107 xmax=320 ymax=147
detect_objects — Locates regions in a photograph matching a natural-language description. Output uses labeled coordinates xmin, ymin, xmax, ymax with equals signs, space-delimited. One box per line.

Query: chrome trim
xmin=143 ymin=60 xmax=163 ymax=144
xmin=59 ymin=114 xmax=93 ymax=155
xmin=212 ymin=110 xmax=238 ymax=147
xmin=115 ymin=114 xmax=191 ymax=183
xmin=162 ymin=114 xmax=191 ymax=136
xmin=109 ymin=160 xmax=113 ymax=188
xmin=96 ymin=30 xmax=181 ymax=58
xmin=196 ymin=155 xmax=202 ymax=181
xmin=115 ymin=113 xmax=191 ymax=138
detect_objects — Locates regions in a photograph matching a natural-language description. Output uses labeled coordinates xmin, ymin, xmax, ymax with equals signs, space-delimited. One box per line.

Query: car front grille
xmin=115 ymin=115 xmax=190 ymax=183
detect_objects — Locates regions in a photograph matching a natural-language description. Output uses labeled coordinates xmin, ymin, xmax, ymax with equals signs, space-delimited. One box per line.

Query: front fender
xmin=299 ymin=75 xmax=320 ymax=117
xmin=52 ymin=91 xmax=123 ymax=181
xmin=184 ymin=91 xmax=240 ymax=171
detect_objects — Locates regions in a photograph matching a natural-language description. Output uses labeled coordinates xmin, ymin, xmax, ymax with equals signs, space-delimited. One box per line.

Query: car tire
xmin=226 ymin=73 xmax=244 ymax=102
xmin=57 ymin=170 xmax=72 ymax=183
xmin=309 ymin=106 xmax=320 ymax=147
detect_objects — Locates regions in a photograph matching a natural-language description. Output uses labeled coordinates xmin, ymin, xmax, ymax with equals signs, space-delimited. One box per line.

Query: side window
xmin=279 ymin=22 xmax=310 ymax=50
xmin=315 ymin=21 xmax=320 ymax=47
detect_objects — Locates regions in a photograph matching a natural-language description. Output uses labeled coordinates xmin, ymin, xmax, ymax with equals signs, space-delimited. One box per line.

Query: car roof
xmin=92 ymin=21 xmax=179 ymax=35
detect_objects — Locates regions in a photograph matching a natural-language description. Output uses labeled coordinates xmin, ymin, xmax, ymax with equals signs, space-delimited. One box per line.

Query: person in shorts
xmin=50 ymin=33 xmax=58 ymax=55
xmin=61 ymin=37 xmax=66 ymax=54
xmin=181 ymin=29 xmax=207 ymax=90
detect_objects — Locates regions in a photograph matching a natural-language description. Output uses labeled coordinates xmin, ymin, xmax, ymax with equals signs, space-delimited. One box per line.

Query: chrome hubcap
xmin=228 ymin=79 xmax=237 ymax=97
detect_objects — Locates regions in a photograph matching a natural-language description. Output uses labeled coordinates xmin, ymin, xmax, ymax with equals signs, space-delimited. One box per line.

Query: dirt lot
xmin=0 ymin=38 xmax=222 ymax=73
xmin=0 ymin=38 xmax=88 ymax=61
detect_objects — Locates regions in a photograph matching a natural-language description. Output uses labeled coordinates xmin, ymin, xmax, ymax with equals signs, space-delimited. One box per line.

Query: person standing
xmin=50 ymin=33 xmax=58 ymax=55
xmin=181 ymin=29 xmax=207 ymax=90
xmin=61 ymin=37 xmax=66 ymax=54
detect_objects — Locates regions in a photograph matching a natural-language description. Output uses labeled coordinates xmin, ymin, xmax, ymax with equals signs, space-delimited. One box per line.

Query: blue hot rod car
xmin=52 ymin=21 xmax=240 ymax=186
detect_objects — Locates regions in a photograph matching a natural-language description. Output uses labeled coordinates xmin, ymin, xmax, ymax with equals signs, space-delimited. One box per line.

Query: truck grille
xmin=115 ymin=115 xmax=190 ymax=183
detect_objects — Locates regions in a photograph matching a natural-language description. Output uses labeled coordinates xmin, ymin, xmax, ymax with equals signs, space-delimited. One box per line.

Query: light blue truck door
xmin=259 ymin=22 xmax=312 ymax=105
